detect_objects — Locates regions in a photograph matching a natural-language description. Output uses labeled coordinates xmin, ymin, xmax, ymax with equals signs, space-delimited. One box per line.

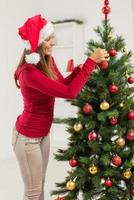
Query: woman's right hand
xmin=89 ymin=48 xmax=109 ymax=64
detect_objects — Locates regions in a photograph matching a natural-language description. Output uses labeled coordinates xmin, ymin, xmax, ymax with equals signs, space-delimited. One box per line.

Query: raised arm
xmin=21 ymin=58 xmax=96 ymax=99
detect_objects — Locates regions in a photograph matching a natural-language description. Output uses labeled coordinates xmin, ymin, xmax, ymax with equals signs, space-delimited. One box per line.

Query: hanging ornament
xmin=100 ymin=100 xmax=110 ymax=110
xmin=89 ymin=165 xmax=98 ymax=175
xmin=112 ymin=155 xmax=122 ymax=167
xmin=116 ymin=137 xmax=125 ymax=147
xmin=109 ymin=83 xmax=118 ymax=94
xmin=108 ymin=48 xmax=117 ymax=57
xmin=66 ymin=180 xmax=76 ymax=191
xmin=122 ymin=48 xmax=128 ymax=54
xmin=131 ymin=187 xmax=134 ymax=196
xmin=127 ymin=111 xmax=134 ymax=120
xmin=73 ymin=123 xmax=83 ymax=132
xmin=127 ymin=130 xmax=134 ymax=140
xmin=131 ymin=96 xmax=134 ymax=103
xmin=131 ymin=156 xmax=134 ymax=167
xmin=109 ymin=117 xmax=118 ymax=125
xmin=128 ymin=77 xmax=134 ymax=84
xmin=83 ymin=103 xmax=93 ymax=114
xmin=104 ymin=178 xmax=113 ymax=187
xmin=108 ymin=32 xmax=113 ymax=39
xmin=123 ymin=169 xmax=132 ymax=179
xmin=98 ymin=60 xmax=109 ymax=70
xmin=88 ymin=130 xmax=97 ymax=141
xmin=55 ymin=197 xmax=64 ymax=200
xmin=120 ymin=102 xmax=124 ymax=108
xmin=69 ymin=159 xmax=78 ymax=167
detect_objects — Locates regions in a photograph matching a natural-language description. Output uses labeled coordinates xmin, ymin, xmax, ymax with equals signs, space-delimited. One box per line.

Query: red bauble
xmin=69 ymin=159 xmax=78 ymax=167
xmin=88 ymin=131 xmax=97 ymax=141
xmin=112 ymin=155 xmax=122 ymax=166
xmin=102 ymin=6 xmax=111 ymax=14
xmin=127 ymin=130 xmax=134 ymax=140
xmin=109 ymin=117 xmax=118 ymax=125
xmin=127 ymin=111 xmax=134 ymax=120
xmin=55 ymin=197 xmax=64 ymax=200
xmin=128 ymin=77 xmax=134 ymax=84
xmin=109 ymin=84 xmax=118 ymax=94
xmin=83 ymin=103 xmax=93 ymax=114
xmin=99 ymin=60 xmax=109 ymax=70
xmin=104 ymin=179 xmax=113 ymax=187
xmin=109 ymin=48 xmax=117 ymax=57
xmin=131 ymin=187 xmax=134 ymax=196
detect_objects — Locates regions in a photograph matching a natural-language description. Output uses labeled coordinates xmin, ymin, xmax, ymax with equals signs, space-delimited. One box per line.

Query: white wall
xmin=0 ymin=0 xmax=134 ymax=159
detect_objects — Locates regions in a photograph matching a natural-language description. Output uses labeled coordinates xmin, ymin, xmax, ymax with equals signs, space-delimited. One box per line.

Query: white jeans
xmin=12 ymin=127 xmax=50 ymax=200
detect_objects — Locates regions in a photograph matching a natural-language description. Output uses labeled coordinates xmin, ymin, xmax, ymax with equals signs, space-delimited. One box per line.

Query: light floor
xmin=0 ymin=146 xmax=69 ymax=200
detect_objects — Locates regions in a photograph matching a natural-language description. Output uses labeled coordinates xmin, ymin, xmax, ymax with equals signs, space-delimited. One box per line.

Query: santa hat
xmin=18 ymin=14 xmax=54 ymax=65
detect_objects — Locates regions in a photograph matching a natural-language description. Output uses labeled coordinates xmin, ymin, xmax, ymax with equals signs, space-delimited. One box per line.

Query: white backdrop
xmin=0 ymin=0 xmax=134 ymax=159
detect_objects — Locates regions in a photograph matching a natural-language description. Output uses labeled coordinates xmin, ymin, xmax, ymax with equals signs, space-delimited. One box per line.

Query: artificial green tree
xmin=51 ymin=1 xmax=134 ymax=199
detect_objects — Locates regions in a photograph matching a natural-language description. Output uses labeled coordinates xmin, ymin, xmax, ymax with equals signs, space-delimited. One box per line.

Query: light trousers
xmin=12 ymin=127 xmax=50 ymax=200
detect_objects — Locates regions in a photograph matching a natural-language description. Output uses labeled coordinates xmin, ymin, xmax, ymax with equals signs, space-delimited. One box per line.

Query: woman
xmin=12 ymin=14 xmax=108 ymax=200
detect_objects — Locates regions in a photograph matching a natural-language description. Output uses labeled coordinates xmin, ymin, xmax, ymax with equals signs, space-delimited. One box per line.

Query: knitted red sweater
xmin=14 ymin=57 xmax=96 ymax=138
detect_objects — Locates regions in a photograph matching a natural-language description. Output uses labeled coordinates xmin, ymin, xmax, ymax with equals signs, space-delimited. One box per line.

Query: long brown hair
xmin=14 ymin=46 xmax=57 ymax=89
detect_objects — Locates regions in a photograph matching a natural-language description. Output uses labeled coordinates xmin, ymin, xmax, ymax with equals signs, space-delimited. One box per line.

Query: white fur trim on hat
xmin=25 ymin=53 xmax=40 ymax=65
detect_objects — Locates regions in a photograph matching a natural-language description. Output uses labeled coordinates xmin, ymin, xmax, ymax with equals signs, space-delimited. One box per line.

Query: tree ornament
xmin=100 ymin=101 xmax=110 ymax=110
xmin=102 ymin=6 xmax=111 ymax=15
xmin=109 ymin=48 xmax=117 ymax=57
xmin=89 ymin=165 xmax=98 ymax=175
xmin=98 ymin=60 xmax=109 ymax=70
xmin=112 ymin=155 xmax=122 ymax=167
xmin=127 ymin=130 xmax=134 ymax=140
xmin=120 ymin=102 xmax=124 ymax=107
xmin=109 ymin=117 xmax=118 ymax=125
xmin=131 ymin=187 xmax=134 ymax=196
xmin=122 ymin=48 xmax=128 ymax=54
xmin=128 ymin=77 xmax=134 ymax=84
xmin=131 ymin=156 xmax=134 ymax=167
xmin=131 ymin=96 xmax=134 ymax=103
xmin=83 ymin=103 xmax=93 ymax=114
xmin=116 ymin=137 xmax=125 ymax=147
xmin=66 ymin=180 xmax=76 ymax=191
xmin=109 ymin=83 xmax=118 ymax=94
xmin=55 ymin=197 xmax=64 ymax=200
xmin=69 ymin=159 xmax=78 ymax=167
xmin=104 ymin=178 xmax=113 ymax=187
xmin=74 ymin=123 xmax=83 ymax=132
xmin=108 ymin=32 xmax=113 ymax=39
xmin=123 ymin=169 xmax=132 ymax=179
xmin=88 ymin=130 xmax=97 ymax=141
xmin=127 ymin=111 xmax=134 ymax=120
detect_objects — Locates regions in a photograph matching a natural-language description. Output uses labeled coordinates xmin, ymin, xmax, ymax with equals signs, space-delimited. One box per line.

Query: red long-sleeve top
xmin=14 ymin=57 xmax=96 ymax=138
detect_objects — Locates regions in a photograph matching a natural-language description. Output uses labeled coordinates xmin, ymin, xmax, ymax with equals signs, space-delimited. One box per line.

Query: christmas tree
xmin=51 ymin=1 xmax=134 ymax=199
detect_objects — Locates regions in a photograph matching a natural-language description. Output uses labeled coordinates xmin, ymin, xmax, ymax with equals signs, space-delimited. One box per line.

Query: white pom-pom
xmin=25 ymin=53 xmax=40 ymax=65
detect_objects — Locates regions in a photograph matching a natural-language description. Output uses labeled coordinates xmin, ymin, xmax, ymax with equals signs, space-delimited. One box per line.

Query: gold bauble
xmin=131 ymin=97 xmax=134 ymax=103
xmin=74 ymin=123 xmax=83 ymax=132
xmin=131 ymin=157 xmax=134 ymax=167
xmin=116 ymin=137 xmax=125 ymax=147
xmin=122 ymin=48 xmax=128 ymax=54
xmin=123 ymin=169 xmax=132 ymax=179
xmin=66 ymin=180 xmax=76 ymax=191
xmin=100 ymin=101 xmax=110 ymax=111
xmin=108 ymin=32 xmax=113 ymax=39
xmin=89 ymin=165 xmax=98 ymax=175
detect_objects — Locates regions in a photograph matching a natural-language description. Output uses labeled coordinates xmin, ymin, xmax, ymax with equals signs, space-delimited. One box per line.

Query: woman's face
xmin=42 ymin=36 xmax=55 ymax=55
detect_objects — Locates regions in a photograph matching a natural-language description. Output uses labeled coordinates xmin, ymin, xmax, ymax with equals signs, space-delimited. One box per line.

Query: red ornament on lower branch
xmin=112 ymin=155 xmax=122 ymax=167
xmin=127 ymin=130 xmax=134 ymax=140
xmin=128 ymin=77 xmax=134 ymax=84
xmin=127 ymin=111 xmax=134 ymax=120
xmin=83 ymin=103 xmax=93 ymax=114
xmin=131 ymin=187 xmax=134 ymax=196
xmin=88 ymin=130 xmax=97 ymax=141
xmin=104 ymin=178 xmax=113 ymax=187
xmin=109 ymin=117 xmax=118 ymax=125
xmin=69 ymin=159 xmax=78 ymax=167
